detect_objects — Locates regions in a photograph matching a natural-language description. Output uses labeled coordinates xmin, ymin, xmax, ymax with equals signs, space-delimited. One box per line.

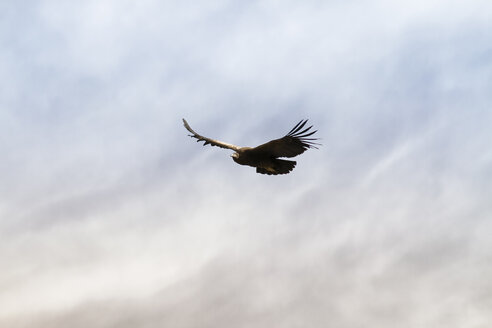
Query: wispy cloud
xmin=1 ymin=0 xmax=492 ymax=327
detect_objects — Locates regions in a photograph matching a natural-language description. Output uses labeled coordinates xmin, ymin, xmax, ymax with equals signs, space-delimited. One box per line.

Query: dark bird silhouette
xmin=183 ymin=119 xmax=319 ymax=175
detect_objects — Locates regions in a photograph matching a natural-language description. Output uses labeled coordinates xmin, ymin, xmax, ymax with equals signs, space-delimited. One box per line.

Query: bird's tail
xmin=256 ymin=159 xmax=296 ymax=175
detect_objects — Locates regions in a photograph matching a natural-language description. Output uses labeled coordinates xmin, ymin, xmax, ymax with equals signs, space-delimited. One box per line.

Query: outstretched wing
xmin=250 ymin=120 xmax=320 ymax=158
xmin=183 ymin=119 xmax=241 ymax=151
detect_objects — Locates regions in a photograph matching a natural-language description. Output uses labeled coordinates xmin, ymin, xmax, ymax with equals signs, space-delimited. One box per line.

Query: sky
xmin=1 ymin=0 xmax=492 ymax=327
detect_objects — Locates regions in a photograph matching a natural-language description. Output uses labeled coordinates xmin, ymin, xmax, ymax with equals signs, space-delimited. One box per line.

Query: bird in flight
xmin=183 ymin=118 xmax=319 ymax=175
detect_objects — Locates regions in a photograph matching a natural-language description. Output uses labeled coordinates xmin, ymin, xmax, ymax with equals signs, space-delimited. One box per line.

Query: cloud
xmin=1 ymin=0 xmax=492 ymax=327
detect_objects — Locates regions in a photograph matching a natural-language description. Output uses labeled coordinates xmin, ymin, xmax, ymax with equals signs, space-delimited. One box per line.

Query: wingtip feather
xmin=287 ymin=120 xmax=305 ymax=135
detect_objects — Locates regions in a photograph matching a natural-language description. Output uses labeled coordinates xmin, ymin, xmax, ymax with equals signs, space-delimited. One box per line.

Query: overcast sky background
xmin=1 ymin=1 xmax=492 ymax=327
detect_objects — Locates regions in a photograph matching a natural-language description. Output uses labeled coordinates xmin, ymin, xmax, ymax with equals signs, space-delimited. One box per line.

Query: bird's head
xmin=231 ymin=152 xmax=240 ymax=163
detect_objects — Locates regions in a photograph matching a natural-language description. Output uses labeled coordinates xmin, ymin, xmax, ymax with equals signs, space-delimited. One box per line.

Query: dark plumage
xmin=183 ymin=119 xmax=319 ymax=175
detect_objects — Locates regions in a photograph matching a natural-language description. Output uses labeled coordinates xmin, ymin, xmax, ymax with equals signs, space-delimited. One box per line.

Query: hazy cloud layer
xmin=1 ymin=1 xmax=492 ymax=327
